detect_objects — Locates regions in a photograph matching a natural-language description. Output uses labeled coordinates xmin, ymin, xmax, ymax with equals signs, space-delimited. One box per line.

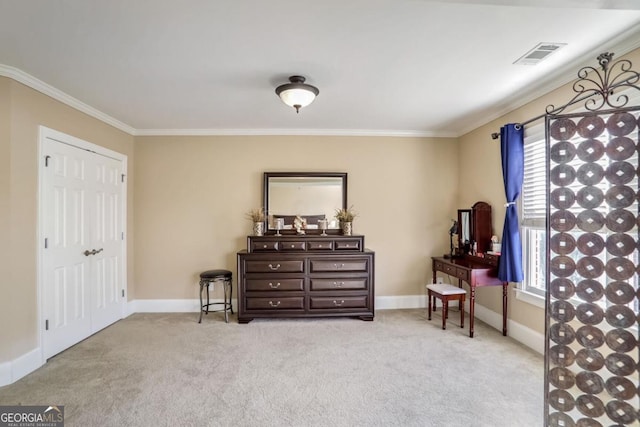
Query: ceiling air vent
xmin=514 ymin=43 xmax=567 ymax=65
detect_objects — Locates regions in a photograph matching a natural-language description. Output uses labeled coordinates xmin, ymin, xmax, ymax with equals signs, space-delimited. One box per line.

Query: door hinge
xmin=44 ymin=238 xmax=48 ymax=249
xmin=121 ymin=231 xmax=124 ymax=240
xmin=44 ymin=155 xmax=51 ymax=167
xmin=121 ymin=174 xmax=125 ymax=183
xmin=45 ymin=319 xmax=49 ymax=331
xmin=122 ymin=289 xmax=125 ymax=298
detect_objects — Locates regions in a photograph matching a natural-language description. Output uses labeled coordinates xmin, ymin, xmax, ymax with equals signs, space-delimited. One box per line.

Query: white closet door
xmin=41 ymin=136 xmax=124 ymax=359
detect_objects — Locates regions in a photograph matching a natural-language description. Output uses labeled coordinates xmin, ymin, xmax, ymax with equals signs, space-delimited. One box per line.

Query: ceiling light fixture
xmin=275 ymin=75 xmax=319 ymax=113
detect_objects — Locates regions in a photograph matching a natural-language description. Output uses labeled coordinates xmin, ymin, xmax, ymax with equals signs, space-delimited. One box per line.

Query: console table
xmin=431 ymin=255 xmax=507 ymax=338
xmin=237 ymin=235 xmax=374 ymax=323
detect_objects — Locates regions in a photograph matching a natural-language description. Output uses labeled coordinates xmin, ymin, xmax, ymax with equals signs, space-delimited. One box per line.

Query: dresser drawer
xmin=245 ymin=297 xmax=304 ymax=310
xmin=250 ymin=240 xmax=279 ymax=251
xmin=244 ymin=260 xmax=304 ymax=273
xmin=434 ymin=260 xmax=444 ymax=271
xmin=310 ymin=278 xmax=367 ymax=291
xmin=307 ymin=240 xmax=334 ymax=251
xmin=334 ymin=239 xmax=361 ymax=250
xmin=441 ymin=263 xmax=456 ymax=275
xmin=280 ymin=241 xmax=306 ymax=251
xmin=310 ymin=295 xmax=368 ymax=309
xmin=245 ymin=278 xmax=304 ymax=292
xmin=309 ymin=258 xmax=369 ymax=273
xmin=455 ymin=267 xmax=470 ymax=281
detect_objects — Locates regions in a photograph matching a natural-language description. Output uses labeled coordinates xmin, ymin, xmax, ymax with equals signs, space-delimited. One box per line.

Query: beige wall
xmin=0 ymin=77 xmax=135 ymax=363
xmin=133 ymin=135 xmax=459 ymax=300
xmin=458 ymin=47 xmax=640 ymax=334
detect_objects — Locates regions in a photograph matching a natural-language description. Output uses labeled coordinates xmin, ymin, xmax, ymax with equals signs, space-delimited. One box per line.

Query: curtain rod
xmin=490 ymin=91 xmax=598 ymax=140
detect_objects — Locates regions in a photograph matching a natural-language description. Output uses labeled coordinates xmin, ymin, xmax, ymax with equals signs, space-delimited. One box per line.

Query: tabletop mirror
xmin=456 ymin=201 xmax=492 ymax=256
xmin=263 ymin=172 xmax=347 ymax=234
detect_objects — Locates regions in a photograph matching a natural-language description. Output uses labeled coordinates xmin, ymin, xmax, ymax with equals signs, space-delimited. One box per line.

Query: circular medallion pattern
xmin=605 ymin=328 xmax=636 ymax=353
xmin=575 ymin=371 xmax=605 ymax=394
xmin=576 ymin=233 xmax=604 ymax=256
xmin=577 ymin=116 xmax=605 ymax=139
xmin=605 ymin=185 xmax=636 ymax=209
xmin=575 ymin=302 xmax=604 ymax=325
xmin=605 ymin=305 xmax=636 ymax=329
xmin=549 ymin=323 xmax=576 ymax=345
xmin=576 ymin=325 xmax=605 ymax=348
xmin=575 ymin=279 xmax=604 ymax=302
xmin=549 ymin=344 xmax=575 ymax=367
xmin=551 ymin=188 xmax=576 ymax=210
xmin=605 ymin=376 xmax=636 ymax=400
xmin=549 ymin=278 xmax=575 ymax=300
xmin=606 ymin=112 xmax=637 ymax=136
xmin=550 ymin=118 xmax=577 ymax=140
xmin=576 ymin=256 xmax=604 ymax=279
xmin=575 ymin=141 xmax=605 ymax=164
xmin=605 ymin=281 xmax=635 ymax=304
xmin=575 ymin=348 xmax=605 ymax=371
xmin=575 ymin=186 xmax=603 ymax=210
xmin=605 ymin=233 xmax=636 ymax=257
xmin=550 ymin=256 xmax=576 ymax=277
xmin=548 ymin=411 xmax=576 ymax=427
xmin=549 ymin=389 xmax=575 ymax=412
xmin=550 ymin=140 xmax=577 ymax=163
xmin=605 ymin=400 xmax=637 ymax=424
xmin=605 ymin=161 xmax=635 ymax=185
xmin=550 ymin=211 xmax=577 ymax=232
xmin=550 ymin=300 xmax=576 ymax=323
xmin=606 ymin=136 xmax=635 ymax=160
xmin=605 ymin=209 xmax=635 ymax=233
xmin=575 ymin=419 xmax=603 ymax=427
xmin=575 ymin=394 xmax=605 ymax=418
xmin=549 ymin=366 xmax=576 ymax=389
xmin=550 ymin=164 xmax=577 ymax=186
xmin=576 ymin=162 xmax=604 ymax=185
xmin=550 ymin=233 xmax=576 ymax=255
xmin=605 ymin=257 xmax=636 ymax=281
xmin=605 ymin=352 xmax=635 ymax=376
xmin=576 ymin=210 xmax=605 ymax=233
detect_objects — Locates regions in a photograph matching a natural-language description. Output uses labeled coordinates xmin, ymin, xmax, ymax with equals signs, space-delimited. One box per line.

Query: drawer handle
xmin=269 ymin=301 xmax=281 ymax=307
xmin=268 ymin=263 xmax=281 ymax=270
xmin=290 ymin=244 xmax=295 ymax=248
xmin=334 ymin=263 xmax=345 ymax=269
xmin=263 ymin=244 xmax=267 ymax=248
xmin=333 ymin=300 xmax=345 ymax=307
xmin=333 ymin=281 xmax=344 ymax=288
xmin=269 ymin=282 xmax=281 ymax=288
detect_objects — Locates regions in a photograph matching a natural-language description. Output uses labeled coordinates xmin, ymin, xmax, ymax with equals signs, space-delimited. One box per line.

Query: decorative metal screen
xmin=544 ymin=53 xmax=639 ymax=427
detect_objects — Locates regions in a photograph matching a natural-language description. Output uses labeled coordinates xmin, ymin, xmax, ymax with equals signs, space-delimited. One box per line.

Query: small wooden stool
xmin=426 ymin=283 xmax=466 ymax=330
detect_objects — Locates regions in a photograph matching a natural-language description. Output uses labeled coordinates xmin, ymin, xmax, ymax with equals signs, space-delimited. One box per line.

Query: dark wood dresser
xmin=237 ymin=235 xmax=375 ymax=323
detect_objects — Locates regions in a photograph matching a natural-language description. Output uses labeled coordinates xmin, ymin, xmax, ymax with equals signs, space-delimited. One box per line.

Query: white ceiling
xmin=1 ymin=0 xmax=640 ymax=137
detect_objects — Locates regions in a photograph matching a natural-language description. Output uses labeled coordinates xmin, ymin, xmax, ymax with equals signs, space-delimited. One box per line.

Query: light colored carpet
xmin=0 ymin=309 xmax=543 ymax=426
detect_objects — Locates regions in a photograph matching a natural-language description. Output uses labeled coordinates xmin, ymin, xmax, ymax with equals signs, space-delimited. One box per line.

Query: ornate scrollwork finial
xmin=545 ymin=52 xmax=640 ymax=115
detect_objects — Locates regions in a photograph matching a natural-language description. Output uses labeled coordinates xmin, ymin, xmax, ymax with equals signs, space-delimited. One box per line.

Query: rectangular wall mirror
xmin=263 ymin=172 xmax=347 ymax=232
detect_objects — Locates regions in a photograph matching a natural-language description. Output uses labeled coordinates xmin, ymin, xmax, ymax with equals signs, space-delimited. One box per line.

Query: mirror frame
xmin=263 ymin=172 xmax=348 ymax=235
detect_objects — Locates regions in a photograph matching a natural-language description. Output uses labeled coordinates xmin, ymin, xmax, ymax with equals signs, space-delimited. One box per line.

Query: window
xmin=521 ymin=123 xmax=546 ymax=297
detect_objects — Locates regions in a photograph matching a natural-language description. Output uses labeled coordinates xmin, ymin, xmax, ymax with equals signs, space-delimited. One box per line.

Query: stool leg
xmin=223 ymin=280 xmax=229 ymax=323
xmin=205 ymin=282 xmax=211 ymax=314
xmin=460 ymin=296 xmax=465 ymax=328
xmin=229 ymin=277 xmax=234 ymax=314
xmin=442 ymin=297 xmax=447 ymax=330
xmin=198 ymin=281 xmax=204 ymax=323
xmin=427 ymin=290 xmax=432 ymax=321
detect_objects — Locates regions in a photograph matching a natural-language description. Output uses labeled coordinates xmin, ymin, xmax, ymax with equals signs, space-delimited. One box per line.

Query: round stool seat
xmin=200 ymin=269 xmax=232 ymax=279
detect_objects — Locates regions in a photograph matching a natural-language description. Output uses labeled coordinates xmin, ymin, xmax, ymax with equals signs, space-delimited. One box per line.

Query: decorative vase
xmin=341 ymin=221 xmax=352 ymax=236
xmin=253 ymin=222 xmax=264 ymax=236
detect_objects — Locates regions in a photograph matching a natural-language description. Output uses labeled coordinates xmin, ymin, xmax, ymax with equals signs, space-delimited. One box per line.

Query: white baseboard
xmin=2 ymin=294 xmax=543 ymax=387
xmin=0 ymin=348 xmax=44 ymax=387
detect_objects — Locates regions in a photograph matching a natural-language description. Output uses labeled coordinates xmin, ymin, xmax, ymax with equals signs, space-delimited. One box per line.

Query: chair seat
xmin=426 ymin=283 xmax=466 ymax=295
xmin=200 ymin=269 xmax=232 ymax=280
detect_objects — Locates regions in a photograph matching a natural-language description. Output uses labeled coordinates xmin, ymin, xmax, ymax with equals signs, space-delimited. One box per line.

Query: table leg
xmin=469 ymin=285 xmax=476 ymax=338
xmin=502 ymin=282 xmax=508 ymax=336
xmin=442 ymin=296 xmax=447 ymax=330
xmin=427 ymin=290 xmax=432 ymax=320
xmin=460 ymin=295 xmax=464 ymax=328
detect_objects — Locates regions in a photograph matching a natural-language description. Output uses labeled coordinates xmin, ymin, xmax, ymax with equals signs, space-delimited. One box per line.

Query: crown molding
xmin=133 ymin=128 xmax=456 ymax=138
xmin=0 ymin=64 xmax=136 ymax=135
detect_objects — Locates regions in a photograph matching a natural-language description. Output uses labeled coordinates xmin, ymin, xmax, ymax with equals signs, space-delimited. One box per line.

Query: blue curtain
xmin=498 ymin=124 xmax=524 ymax=282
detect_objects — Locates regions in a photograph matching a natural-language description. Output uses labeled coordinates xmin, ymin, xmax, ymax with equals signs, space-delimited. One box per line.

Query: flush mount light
xmin=275 ymin=75 xmax=319 ymax=113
